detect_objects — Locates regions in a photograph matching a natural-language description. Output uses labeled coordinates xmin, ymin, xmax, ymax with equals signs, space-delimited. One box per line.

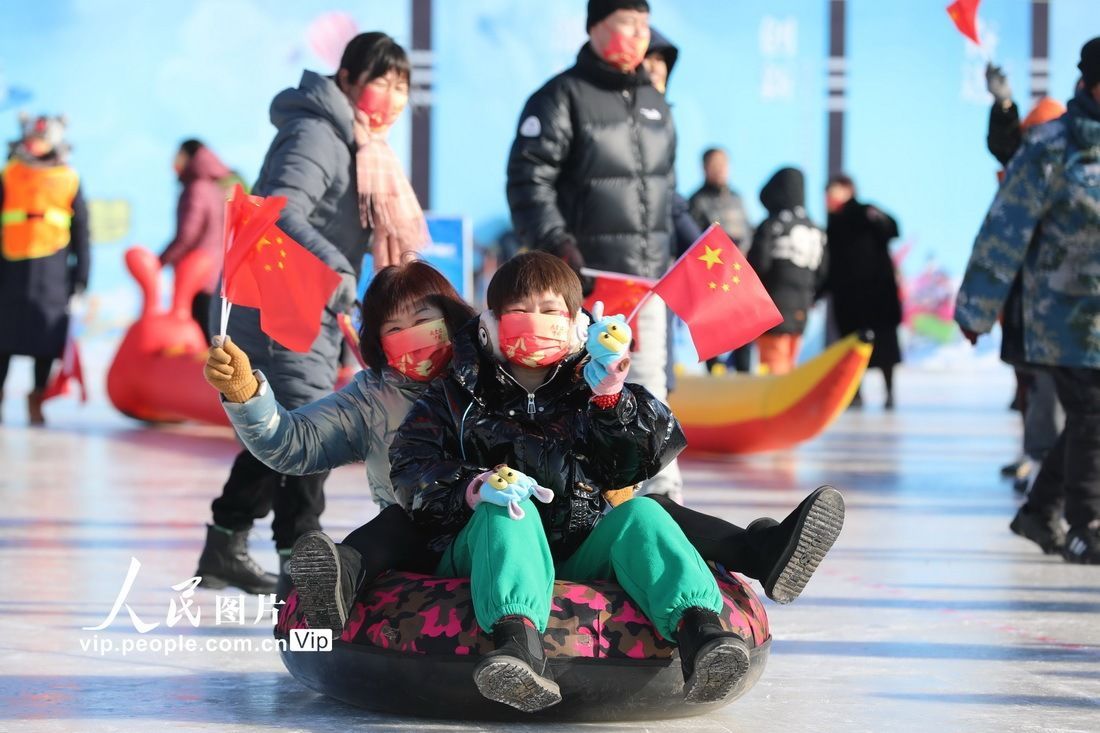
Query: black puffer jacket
xmin=748 ymin=168 xmax=828 ymax=336
xmin=987 ymin=101 xmax=1022 ymax=167
xmin=506 ymin=43 xmax=676 ymax=279
xmin=390 ymin=318 xmax=686 ymax=559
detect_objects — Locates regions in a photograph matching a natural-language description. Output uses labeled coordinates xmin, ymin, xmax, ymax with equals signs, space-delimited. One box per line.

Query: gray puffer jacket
xmin=221 ymin=70 xmax=371 ymax=409
xmin=223 ymin=367 xmax=426 ymax=508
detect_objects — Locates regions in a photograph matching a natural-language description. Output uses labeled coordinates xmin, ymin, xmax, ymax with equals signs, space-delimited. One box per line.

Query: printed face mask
xmin=356 ymin=85 xmax=399 ymax=131
xmin=498 ymin=312 xmax=573 ymax=368
xmin=382 ymin=318 xmax=452 ymax=381
xmin=600 ymin=30 xmax=649 ymax=71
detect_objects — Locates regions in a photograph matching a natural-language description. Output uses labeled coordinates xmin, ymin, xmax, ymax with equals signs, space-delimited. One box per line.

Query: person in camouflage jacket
xmin=955 ymin=37 xmax=1100 ymax=565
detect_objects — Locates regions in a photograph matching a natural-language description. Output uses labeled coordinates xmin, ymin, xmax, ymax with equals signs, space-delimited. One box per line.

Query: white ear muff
xmin=478 ymin=310 xmax=505 ymax=362
xmin=570 ymin=312 xmax=592 ymax=353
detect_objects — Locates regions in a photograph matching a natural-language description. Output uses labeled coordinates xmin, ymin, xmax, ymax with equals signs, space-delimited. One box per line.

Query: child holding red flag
xmin=389 ymin=253 xmax=845 ymax=712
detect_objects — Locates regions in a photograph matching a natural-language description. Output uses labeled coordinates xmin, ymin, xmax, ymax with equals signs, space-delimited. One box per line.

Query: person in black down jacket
xmin=747 ymin=167 xmax=827 ymax=376
xmin=506 ymin=0 xmax=683 ymax=501
xmin=643 ymin=27 xmax=701 ymax=394
xmin=824 ymin=173 xmax=902 ymax=408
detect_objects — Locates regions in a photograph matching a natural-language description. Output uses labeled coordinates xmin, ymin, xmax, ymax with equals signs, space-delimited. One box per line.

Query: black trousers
xmin=211 ymin=450 xmax=328 ymax=550
xmin=191 ymin=292 xmax=213 ymax=342
xmin=706 ymin=346 xmax=752 ymax=374
xmin=0 ymin=354 xmax=54 ymax=392
xmin=646 ymin=494 xmax=771 ymax=578
xmin=1025 ymin=366 xmax=1100 ymax=530
xmin=341 ymin=504 xmax=441 ymax=581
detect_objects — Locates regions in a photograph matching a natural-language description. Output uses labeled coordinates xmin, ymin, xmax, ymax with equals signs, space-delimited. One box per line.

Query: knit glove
xmin=985 ymin=63 xmax=1012 ymax=105
xmin=327 ymin=273 xmax=359 ymax=313
xmin=204 ymin=336 xmax=260 ymax=403
xmin=467 ymin=465 xmax=554 ymax=520
xmin=583 ymin=301 xmax=632 ymax=396
xmin=551 ymin=233 xmax=595 ymax=296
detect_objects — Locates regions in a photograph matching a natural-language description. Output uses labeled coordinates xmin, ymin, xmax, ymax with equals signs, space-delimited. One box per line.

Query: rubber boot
xmin=27 ymin=389 xmax=45 ymax=426
xmin=195 ymin=524 xmax=277 ymax=594
xmin=676 ymin=607 xmax=750 ymax=704
xmin=287 ymin=531 xmax=363 ymax=633
xmin=743 ymin=486 xmax=845 ymax=604
xmin=473 ymin=616 xmax=561 ymax=713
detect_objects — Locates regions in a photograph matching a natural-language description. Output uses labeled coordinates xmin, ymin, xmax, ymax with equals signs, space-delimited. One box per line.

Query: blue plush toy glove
xmin=583 ymin=300 xmax=632 ymax=396
xmin=475 ymin=465 xmax=554 ymax=520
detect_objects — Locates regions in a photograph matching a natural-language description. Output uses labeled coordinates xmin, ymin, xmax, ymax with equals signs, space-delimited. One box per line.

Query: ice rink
xmin=2 ymin=363 xmax=1099 ymax=733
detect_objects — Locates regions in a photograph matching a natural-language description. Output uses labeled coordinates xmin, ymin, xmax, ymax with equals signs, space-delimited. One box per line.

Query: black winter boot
xmin=287 ymin=531 xmax=363 ymax=633
xmin=676 ymin=607 xmax=750 ymax=704
xmin=195 ymin=524 xmax=277 ymax=594
xmin=473 ymin=616 xmax=561 ymax=713
xmin=744 ymin=486 xmax=845 ymax=604
xmin=1010 ymin=505 xmax=1066 ymax=555
xmin=1063 ymin=522 xmax=1100 ymax=565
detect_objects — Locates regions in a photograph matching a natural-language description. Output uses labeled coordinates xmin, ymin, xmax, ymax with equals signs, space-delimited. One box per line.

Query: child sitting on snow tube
xmin=202 ymin=258 xmax=845 ymax=712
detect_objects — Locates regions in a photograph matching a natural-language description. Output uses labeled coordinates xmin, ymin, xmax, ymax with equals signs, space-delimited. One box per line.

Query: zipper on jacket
xmin=499 ymin=362 xmax=562 ymax=418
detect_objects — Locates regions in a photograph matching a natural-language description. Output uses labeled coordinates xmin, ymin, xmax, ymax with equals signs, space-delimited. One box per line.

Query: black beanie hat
xmin=1080 ymin=36 xmax=1100 ymax=88
xmin=586 ymin=0 xmax=650 ymax=30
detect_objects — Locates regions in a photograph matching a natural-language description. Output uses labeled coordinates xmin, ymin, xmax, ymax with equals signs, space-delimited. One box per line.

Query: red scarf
xmin=353 ymin=110 xmax=430 ymax=270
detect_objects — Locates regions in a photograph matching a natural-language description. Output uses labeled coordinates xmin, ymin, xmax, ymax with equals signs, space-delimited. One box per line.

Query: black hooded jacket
xmin=389 ymin=317 xmax=686 ymax=559
xmin=648 ymin=27 xmax=702 ymax=257
xmin=506 ymin=43 xmax=676 ymax=279
xmin=747 ymin=168 xmax=828 ymax=336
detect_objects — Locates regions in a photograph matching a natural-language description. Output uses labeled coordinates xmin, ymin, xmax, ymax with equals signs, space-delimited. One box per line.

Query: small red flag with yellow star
xmin=581 ymin=267 xmax=656 ymax=328
xmin=222 ymin=186 xmax=342 ymax=352
xmin=652 ymin=224 xmax=782 ymax=361
xmin=946 ymin=0 xmax=981 ymax=45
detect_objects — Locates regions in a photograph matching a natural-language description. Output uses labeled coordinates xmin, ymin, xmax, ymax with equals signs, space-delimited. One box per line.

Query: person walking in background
xmin=746 ymin=167 xmax=826 ymax=376
xmin=689 ymin=148 xmax=752 ymax=250
xmin=0 ymin=113 xmax=89 ymax=426
xmin=985 ymin=62 xmax=1067 ymax=491
xmin=194 ymin=31 xmax=427 ymax=595
xmin=824 ymin=173 xmax=902 ymax=409
xmin=689 ymin=147 xmax=754 ymax=374
xmin=158 ymin=139 xmax=232 ymax=339
xmin=506 ymin=0 xmax=685 ymax=502
xmin=643 ymin=28 xmax=700 ymax=259
xmin=642 ymin=27 xmax=700 ymax=393
xmin=957 ymin=37 xmax=1100 ymax=565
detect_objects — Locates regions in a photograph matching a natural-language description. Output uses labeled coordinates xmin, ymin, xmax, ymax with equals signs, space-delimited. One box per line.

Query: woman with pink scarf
xmin=194 ymin=32 xmax=428 ymax=597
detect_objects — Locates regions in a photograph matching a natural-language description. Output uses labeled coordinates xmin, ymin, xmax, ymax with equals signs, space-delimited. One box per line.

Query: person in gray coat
xmin=195 ymin=32 xmax=419 ymax=594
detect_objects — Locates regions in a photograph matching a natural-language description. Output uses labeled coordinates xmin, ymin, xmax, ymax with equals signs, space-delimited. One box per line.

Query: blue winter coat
xmin=955 ymin=91 xmax=1100 ymax=369
xmin=223 ymin=368 xmax=426 ymax=509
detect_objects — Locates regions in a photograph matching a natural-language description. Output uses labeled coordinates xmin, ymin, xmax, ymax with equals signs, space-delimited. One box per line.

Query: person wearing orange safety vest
xmin=0 ymin=114 xmax=90 ymax=425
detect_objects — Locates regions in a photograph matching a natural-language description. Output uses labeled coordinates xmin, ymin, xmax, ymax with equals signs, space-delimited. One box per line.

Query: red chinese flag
xmin=652 ymin=225 xmax=783 ymax=362
xmin=581 ymin=268 xmax=656 ymax=327
xmin=946 ymin=0 xmax=981 ymax=45
xmin=42 ymin=332 xmax=87 ymax=403
xmin=222 ymin=189 xmax=342 ymax=352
